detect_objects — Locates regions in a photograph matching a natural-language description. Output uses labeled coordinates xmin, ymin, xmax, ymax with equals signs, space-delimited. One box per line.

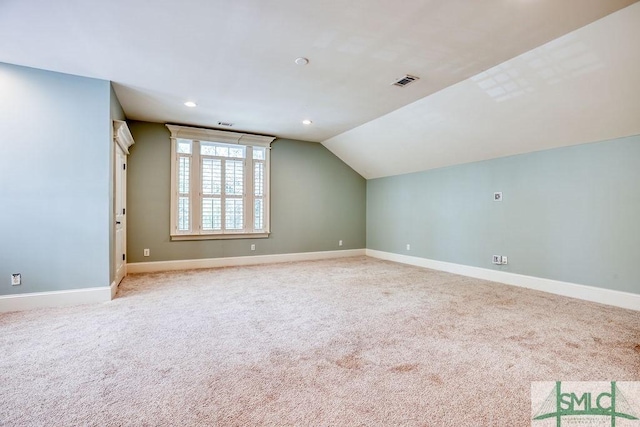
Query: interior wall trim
xmin=366 ymin=249 xmax=640 ymax=311
xmin=0 ymin=286 xmax=112 ymax=313
xmin=0 ymin=250 xmax=366 ymax=313
xmin=110 ymin=280 xmax=118 ymax=300
xmin=127 ymin=249 xmax=366 ymax=274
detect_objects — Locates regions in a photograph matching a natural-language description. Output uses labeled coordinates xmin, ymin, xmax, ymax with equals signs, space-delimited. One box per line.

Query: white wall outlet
xmin=492 ymin=255 xmax=501 ymax=264
xmin=494 ymin=192 xmax=503 ymax=202
xmin=338 ymin=240 xmax=343 ymax=247
xmin=143 ymin=248 xmax=150 ymax=257
xmin=501 ymin=256 xmax=508 ymax=265
xmin=406 ymin=244 xmax=411 ymax=251
xmin=250 ymin=244 xmax=256 ymax=251
xmin=11 ymin=273 xmax=21 ymax=286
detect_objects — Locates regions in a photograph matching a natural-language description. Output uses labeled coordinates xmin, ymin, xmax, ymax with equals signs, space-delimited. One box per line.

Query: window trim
xmin=167 ymin=124 xmax=275 ymax=241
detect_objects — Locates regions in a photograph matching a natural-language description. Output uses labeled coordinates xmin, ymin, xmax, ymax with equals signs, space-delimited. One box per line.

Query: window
xmin=167 ymin=124 xmax=275 ymax=240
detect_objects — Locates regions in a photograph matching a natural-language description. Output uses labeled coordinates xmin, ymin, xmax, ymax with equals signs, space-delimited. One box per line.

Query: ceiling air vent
xmin=217 ymin=121 xmax=234 ymax=127
xmin=392 ymin=74 xmax=420 ymax=87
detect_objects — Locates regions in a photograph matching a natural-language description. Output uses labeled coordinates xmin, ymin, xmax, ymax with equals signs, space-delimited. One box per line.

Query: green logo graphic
xmin=532 ymin=381 xmax=639 ymax=426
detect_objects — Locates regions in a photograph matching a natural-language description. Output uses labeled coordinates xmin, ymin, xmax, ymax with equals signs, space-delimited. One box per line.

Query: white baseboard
xmin=127 ymin=249 xmax=366 ymax=274
xmin=0 ymin=286 xmax=112 ymax=313
xmin=366 ymin=249 xmax=640 ymax=311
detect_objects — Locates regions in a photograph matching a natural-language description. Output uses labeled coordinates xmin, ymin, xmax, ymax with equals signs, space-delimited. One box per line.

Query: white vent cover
xmin=392 ymin=75 xmax=420 ymax=87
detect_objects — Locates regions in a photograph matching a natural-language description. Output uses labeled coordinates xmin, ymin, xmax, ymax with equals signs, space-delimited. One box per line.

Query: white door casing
xmin=114 ymin=144 xmax=127 ymax=285
xmin=113 ymin=120 xmax=135 ymax=289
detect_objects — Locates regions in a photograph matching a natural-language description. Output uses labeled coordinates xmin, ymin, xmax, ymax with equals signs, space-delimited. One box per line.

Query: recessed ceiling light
xmin=184 ymin=101 xmax=197 ymax=107
xmin=294 ymin=57 xmax=309 ymax=66
xmin=302 ymin=119 xmax=312 ymax=125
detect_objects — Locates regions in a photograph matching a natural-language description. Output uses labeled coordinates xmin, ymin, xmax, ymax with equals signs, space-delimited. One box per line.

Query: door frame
xmin=113 ymin=120 xmax=135 ymax=295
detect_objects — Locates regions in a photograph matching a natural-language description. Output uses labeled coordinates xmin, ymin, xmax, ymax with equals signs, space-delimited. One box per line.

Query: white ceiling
xmin=325 ymin=2 xmax=640 ymax=178
xmin=0 ymin=0 xmax=638 ymax=178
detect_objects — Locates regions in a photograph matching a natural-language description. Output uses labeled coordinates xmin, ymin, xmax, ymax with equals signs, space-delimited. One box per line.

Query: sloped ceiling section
xmin=323 ymin=3 xmax=640 ymax=179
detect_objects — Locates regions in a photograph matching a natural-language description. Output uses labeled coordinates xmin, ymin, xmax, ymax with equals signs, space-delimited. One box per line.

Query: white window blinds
xmin=167 ymin=124 xmax=274 ymax=240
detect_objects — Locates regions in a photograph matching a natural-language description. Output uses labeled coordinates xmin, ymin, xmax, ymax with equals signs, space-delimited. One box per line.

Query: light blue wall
xmin=126 ymin=121 xmax=366 ymax=263
xmin=367 ymin=135 xmax=640 ymax=294
xmin=0 ymin=62 xmax=112 ymax=295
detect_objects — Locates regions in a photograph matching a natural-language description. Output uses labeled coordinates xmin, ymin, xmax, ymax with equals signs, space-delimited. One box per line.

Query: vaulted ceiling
xmin=1 ymin=0 xmax=638 ymax=178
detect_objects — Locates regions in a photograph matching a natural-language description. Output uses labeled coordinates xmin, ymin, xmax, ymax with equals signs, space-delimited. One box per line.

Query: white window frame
xmin=167 ymin=124 xmax=275 ymax=241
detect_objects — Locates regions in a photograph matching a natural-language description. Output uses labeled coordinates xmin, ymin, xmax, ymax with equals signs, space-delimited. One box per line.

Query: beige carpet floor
xmin=0 ymin=257 xmax=638 ymax=426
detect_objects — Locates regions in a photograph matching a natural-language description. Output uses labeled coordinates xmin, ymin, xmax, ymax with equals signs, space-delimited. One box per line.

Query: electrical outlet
xmin=143 ymin=248 xmax=150 ymax=257
xmin=11 ymin=273 xmax=21 ymax=286
xmin=501 ymin=256 xmax=508 ymax=265
xmin=406 ymin=244 xmax=411 ymax=251
xmin=250 ymin=244 xmax=256 ymax=251
xmin=492 ymin=255 xmax=501 ymax=264
xmin=338 ymin=240 xmax=343 ymax=247
xmin=494 ymin=192 xmax=503 ymax=202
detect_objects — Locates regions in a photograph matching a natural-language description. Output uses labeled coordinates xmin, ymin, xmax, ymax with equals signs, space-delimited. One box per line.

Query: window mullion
xmin=192 ymin=141 xmax=201 ymax=234
xmin=245 ymin=146 xmax=254 ymax=232
xmin=221 ymin=158 xmax=226 ymax=233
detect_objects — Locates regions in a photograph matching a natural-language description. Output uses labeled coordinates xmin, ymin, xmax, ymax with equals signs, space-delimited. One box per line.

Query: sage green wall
xmin=126 ymin=121 xmax=366 ymax=263
xmin=367 ymin=135 xmax=640 ymax=295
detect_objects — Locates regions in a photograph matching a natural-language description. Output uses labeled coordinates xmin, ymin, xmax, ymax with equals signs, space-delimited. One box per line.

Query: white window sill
xmin=170 ymin=232 xmax=270 ymax=241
